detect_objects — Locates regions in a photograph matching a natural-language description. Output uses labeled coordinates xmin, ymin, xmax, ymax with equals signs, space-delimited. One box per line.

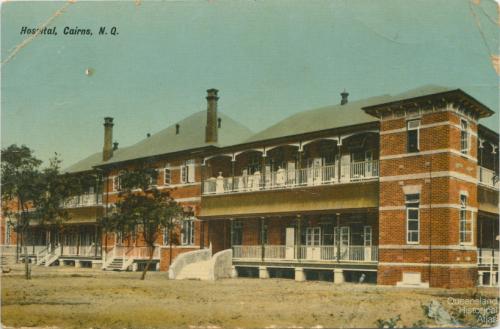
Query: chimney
xmin=205 ymin=88 xmax=219 ymax=143
xmin=218 ymin=117 xmax=222 ymax=128
xmin=341 ymin=90 xmax=349 ymax=105
xmin=175 ymin=124 xmax=180 ymax=135
xmin=113 ymin=142 xmax=119 ymax=150
xmin=102 ymin=117 xmax=114 ymax=161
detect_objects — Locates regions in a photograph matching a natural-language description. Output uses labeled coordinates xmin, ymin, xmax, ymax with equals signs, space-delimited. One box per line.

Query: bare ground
xmin=1 ymin=264 xmax=498 ymax=329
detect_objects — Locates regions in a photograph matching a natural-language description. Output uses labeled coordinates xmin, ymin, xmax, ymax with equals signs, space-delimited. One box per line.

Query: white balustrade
xmin=232 ymin=245 xmax=262 ymax=259
xmin=478 ymin=167 xmax=499 ymax=189
xmin=264 ymin=245 xmax=286 ymax=259
xmin=203 ymin=161 xmax=379 ymax=195
xmin=478 ymin=249 xmax=499 ymax=266
xmin=232 ymin=245 xmax=378 ymax=262
xmin=62 ymin=193 xmax=103 ymax=208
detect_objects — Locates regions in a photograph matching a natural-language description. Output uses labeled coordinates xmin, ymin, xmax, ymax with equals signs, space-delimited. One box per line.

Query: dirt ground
xmin=1 ymin=264 xmax=498 ymax=329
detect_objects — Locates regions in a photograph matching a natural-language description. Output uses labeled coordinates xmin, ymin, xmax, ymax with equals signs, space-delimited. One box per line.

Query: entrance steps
xmin=176 ymin=260 xmax=212 ymax=280
xmin=105 ymin=258 xmax=125 ymax=271
xmin=1 ymin=253 xmax=16 ymax=267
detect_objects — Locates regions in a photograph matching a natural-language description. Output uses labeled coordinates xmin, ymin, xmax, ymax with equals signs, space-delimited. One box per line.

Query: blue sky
xmin=1 ymin=0 xmax=499 ymax=167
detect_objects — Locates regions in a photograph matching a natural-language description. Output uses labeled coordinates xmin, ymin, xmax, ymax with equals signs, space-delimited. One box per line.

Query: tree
xmin=108 ymin=166 xmax=182 ymax=280
xmin=32 ymin=155 xmax=95 ymax=249
xmin=1 ymin=145 xmax=91 ymax=279
xmin=1 ymin=145 xmax=43 ymax=278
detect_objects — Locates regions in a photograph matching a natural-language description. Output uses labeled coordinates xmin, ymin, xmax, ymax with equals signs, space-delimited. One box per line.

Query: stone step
xmin=104 ymin=258 xmax=125 ymax=271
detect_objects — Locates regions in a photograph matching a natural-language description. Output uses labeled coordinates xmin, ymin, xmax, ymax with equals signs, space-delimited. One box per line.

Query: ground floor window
xmin=406 ymin=193 xmax=420 ymax=244
xmin=232 ymin=221 xmax=243 ymax=245
xmin=363 ymin=226 xmax=372 ymax=246
xmin=182 ymin=219 xmax=195 ymax=245
xmin=459 ymin=194 xmax=472 ymax=244
xmin=260 ymin=222 xmax=268 ymax=244
xmin=306 ymin=227 xmax=321 ymax=246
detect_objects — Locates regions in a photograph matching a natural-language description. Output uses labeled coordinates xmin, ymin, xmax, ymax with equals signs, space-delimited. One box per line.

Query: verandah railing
xmin=203 ymin=161 xmax=379 ymax=195
xmin=232 ymin=245 xmax=378 ymax=262
xmin=62 ymin=193 xmax=103 ymax=208
xmin=61 ymin=244 xmax=101 ymax=257
xmin=477 ymin=167 xmax=499 ymax=189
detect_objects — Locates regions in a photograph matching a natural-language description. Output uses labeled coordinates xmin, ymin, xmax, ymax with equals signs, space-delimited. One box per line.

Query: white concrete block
xmin=259 ymin=266 xmax=269 ymax=279
xmin=334 ymin=269 xmax=344 ymax=284
xmin=295 ymin=267 xmax=305 ymax=281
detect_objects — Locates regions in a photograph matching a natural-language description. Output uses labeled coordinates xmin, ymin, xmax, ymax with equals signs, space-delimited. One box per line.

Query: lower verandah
xmin=221 ymin=212 xmax=379 ymax=264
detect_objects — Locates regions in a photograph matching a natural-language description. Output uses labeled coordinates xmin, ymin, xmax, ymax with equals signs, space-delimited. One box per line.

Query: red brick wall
xmin=377 ymin=107 xmax=479 ymax=288
xmin=99 ymin=157 xmax=204 ymax=256
xmin=378 ymin=265 xmax=477 ymax=288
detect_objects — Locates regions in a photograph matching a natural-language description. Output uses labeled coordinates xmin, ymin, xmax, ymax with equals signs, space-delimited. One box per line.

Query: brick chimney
xmin=205 ymin=89 xmax=219 ymax=143
xmin=102 ymin=117 xmax=114 ymax=161
xmin=341 ymin=90 xmax=349 ymax=105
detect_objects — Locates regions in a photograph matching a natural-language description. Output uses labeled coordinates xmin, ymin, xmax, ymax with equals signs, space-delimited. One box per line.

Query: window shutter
xmin=181 ymin=165 xmax=187 ymax=184
xmin=188 ymin=161 xmax=196 ymax=183
xmin=164 ymin=167 xmax=171 ymax=185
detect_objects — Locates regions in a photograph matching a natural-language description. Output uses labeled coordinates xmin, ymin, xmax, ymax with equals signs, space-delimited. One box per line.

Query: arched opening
xmin=301 ymin=139 xmax=339 ymax=186
xmin=203 ymin=155 xmax=233 ymax=194
xmin=339 ymin=132 xmax=379 ymax=182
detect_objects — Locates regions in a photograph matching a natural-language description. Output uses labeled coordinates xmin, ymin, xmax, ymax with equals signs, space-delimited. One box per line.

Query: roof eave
xmin=92 ymin=145 xmax=220 ymax=170
xmin=362 ymin=89 xmax=494 ymax=119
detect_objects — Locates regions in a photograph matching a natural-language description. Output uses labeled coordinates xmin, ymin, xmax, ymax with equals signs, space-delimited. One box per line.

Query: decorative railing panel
xmin=62 ymin=193 xmax=103 ymax=208
xmin=478 ymin=167 xmax=499 ymax=189
xmin=204 ymin=161 xmax=379 ymax=195
xmin=232 ymin=245 xmax=378 ymax=262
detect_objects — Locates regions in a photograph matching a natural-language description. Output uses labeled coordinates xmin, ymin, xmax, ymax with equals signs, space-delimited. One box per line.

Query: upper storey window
xmin=181 ymin=159 xmax=196 ymax=184
xmin=113 ymin=172 xmax=124 ymax=192
xmin=460 ymin=119 xmax=469 ymax=155
xmin=164 ymin=165 xmax=171 ymax=186
xmin=407 ymin=120 xmax=420 ymax=153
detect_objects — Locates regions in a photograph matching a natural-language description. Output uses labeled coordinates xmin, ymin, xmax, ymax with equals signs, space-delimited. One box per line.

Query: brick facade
xmin=377 ymin=105 xmax=481 ymax=288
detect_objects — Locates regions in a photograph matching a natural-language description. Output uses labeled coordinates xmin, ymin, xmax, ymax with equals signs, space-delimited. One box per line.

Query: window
xmin=181 ymin=219 xmax=195 ymax=245
xmin=113 ymin=175 xmax=121 ymax=192
xmin=407 ymin=120 xmax=420 ymax=153
xmin=363 ymin=226 xmax=372 ymax=247
xmin=232 ymin=221 xmax=243 ymax=245
xmin=147 ymin=170 xmax=157 ymax=188
xmin=306 ymin=227 xmax=321 ymax=246
xmin=461 ymin=119 xmax=469 ymax=154
xmin=180 ymin=159 xmax=196 ymax=184
xmin=459 ymin=194 xmax=472 ymax=244
xmin=164 ymin=166 xmax=171 ymax=186
xmin=406 ymin=193 xmax=420 ymax=244
xmin=260 ymin=222 xmax=268 ymax=245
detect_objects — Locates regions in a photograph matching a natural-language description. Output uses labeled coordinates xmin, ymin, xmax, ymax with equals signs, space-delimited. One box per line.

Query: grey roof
xmin=63 ymin=146 xmax=133 ymax=173
xmin=373 ymin=85 xmax=453 ymax=105
xmin=64 ymin=111 xmax=253 ymax=172
xmin=63 ymin=152 xmax=102 ymax=173
xmin=245 ymin=85 xmax=454 ymax=143
xmin=245 ymin=95 xmax=388 ymax=143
